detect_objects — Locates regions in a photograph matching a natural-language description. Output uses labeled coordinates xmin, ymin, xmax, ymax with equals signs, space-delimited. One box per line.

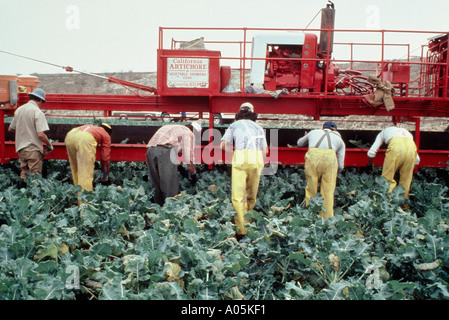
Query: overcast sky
xmin=1 ymin=0 xmax=448 ymax=75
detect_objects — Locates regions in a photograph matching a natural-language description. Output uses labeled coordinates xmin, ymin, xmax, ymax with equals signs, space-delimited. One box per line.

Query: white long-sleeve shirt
xmin=367 ymin=126 xmax=420 ymax=165
xmin=222 ymin=119 xmax=267 ymax=151
xmin=297 ymin=128 xmax=346 ymax=172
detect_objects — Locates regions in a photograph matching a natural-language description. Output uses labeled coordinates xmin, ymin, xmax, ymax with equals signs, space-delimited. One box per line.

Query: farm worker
xmin=221 ymin=102 xmax=268 ymax=238
xmin=146 ymin=122 xmax=201 ymax=206
xmin=367 ymin=125 xmax=420 ymax=199
xmin=8 ymin=88 xmax=53 ymax=186
xmin=65 ymin=123 xmax=112 ymax=194
xmin=297 ymin=121 xmax=346 ymax=219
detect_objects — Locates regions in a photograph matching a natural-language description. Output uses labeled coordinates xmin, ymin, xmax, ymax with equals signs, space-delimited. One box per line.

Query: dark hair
xmin=235 ymin=109 xmax=258 ymax=122
xmin=29 ymin=95 xmax=44 ymax=103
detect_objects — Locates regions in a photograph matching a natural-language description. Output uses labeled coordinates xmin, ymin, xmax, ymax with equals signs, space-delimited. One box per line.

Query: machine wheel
xmin=213 ymin=113 xmax=223 ymax=125
xmin=161 ymin=112 xmax=172 ymax=122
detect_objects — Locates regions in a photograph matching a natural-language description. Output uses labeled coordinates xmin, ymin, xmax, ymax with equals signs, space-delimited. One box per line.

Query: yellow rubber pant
xmin=304 ymin=148 xmax=338 ymax=219
xmin=382 ymin=137 xmax=417 ymax=199
xmin=231 ymin=149 xmax=264 ymax=235
xmin=65 ymin=128 xmax=98 ymax=193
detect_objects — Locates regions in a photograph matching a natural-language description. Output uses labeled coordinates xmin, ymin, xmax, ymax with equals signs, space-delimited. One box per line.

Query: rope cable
xmin=305 ymin=9 xmax=322 ymax=29
xmin=0 ymin=49 xmax=108 ymax=80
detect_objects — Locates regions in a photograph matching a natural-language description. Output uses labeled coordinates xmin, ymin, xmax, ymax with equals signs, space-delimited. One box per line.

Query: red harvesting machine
xmin=1 ymin=2 xmax=448 ymax=168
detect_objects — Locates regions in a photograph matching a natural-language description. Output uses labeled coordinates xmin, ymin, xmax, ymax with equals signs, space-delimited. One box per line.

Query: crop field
xmin=0 ymin=159 xmax=449 ymax=301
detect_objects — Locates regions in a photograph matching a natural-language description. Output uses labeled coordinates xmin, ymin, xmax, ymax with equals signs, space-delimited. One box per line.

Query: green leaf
xmin=283 ymin=281 xmax=314 ymax=299
xmin=148 ymin=282 xmax=187 ymax=300
xmin=33 ymin=276 xmax=66 ymax=300
xmin=100 ymin=278 xmax=129 ymax=300
xmin=123 ymin=254 xmax=150 ymax=282
xmin=223 ymin=286 xmax=244 ymax=300
xmin=288 ymin=252 xmax=312 ymax=266
xmin=418 ymin=209 xmax=442 ymax=231
xmin=147 ymin=250 xmax=163 ymax=268
xmin=319 ymin=282 xmax=349 ymax=300
xmin=385 ymin=280 xmax=415 ymax=300
xmin=183 ymin=218 xmax=199 ymax=233
xmin=16 ymin=198 xmax=30 ymax=212
xmin=90 ymin=241 xmax=114 ymax=257
xmin=224 ymin=252 xmax=250 ymax=273
xmin=34 ymin=244 xmax=58 ymax=261
xmin=36 ymin=260 xmax=59 ymax=273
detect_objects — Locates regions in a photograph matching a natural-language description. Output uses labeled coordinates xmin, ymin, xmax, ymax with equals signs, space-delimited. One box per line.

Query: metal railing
xmin=159 ymin=26 xmax=449 ymax=99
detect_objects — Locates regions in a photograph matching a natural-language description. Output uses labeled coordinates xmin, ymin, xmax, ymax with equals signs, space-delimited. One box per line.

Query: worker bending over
xmin=65 ymin=123 xmax=112 ymax=194
xmin=8 ymin=88 xmax=53 ymax=186
xmin=221 ymin=102 xmax=268 ymax=238
xmin=297 ymin=121 xmax=346 ymax=219
xmin=146 ymin=122 xmax=201 ymax=206
xmin=367 ymin=125 xmax=420 ymax=199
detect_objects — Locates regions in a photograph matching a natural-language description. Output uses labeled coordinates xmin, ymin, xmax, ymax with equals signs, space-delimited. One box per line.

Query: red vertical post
xmin=242 ymin=28 xmax=247 ymax=93
xmin=414 ymin=117 xmax=421 ymax=173
xmin=208 ymin=96 xmax=214 ymax=169
xmin=0 ymin=110 xmax=5 ymax=164
xmin=414 ymin=117 xmax=421 ymax=150
xmin=445 ymin=32 xmax=449 ymax=99
xmin=380 ymin=30 xmax=385 ymax=82
xmin=158 ymin=27 xmax=163 ymax=49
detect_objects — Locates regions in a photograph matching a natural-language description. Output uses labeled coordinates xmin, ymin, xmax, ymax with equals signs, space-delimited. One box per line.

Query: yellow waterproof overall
xmin=304 ymin=148 xmax=338 ymax=219
xmin=382 ymin=137 xmax=417 ymax=199
xmin=65 ymin=127 xmax=98 ymax=193
xmin=231 ymin=120 xmax=265 ymax=235
xmin=232 ymin=149 xmax=264 ymax=235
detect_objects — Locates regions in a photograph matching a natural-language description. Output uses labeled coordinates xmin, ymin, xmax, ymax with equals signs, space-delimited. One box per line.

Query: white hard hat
xmin=240 ymin=102 xmax=254 ymax=112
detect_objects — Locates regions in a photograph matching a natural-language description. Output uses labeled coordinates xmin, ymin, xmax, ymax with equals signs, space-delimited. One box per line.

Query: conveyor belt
xmin=3 ymin=122 xmax=449 ymax=168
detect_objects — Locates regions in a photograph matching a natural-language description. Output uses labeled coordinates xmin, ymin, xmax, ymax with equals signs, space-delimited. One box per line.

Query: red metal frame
xmin=1 ymin=27 xmax=449 ymax=168
xmin=1 ymin=140 xmax=448 ymax=169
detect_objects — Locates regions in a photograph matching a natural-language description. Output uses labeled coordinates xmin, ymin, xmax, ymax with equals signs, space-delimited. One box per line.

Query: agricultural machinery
xmin=1 ymin=2 xmax=449 ymax=168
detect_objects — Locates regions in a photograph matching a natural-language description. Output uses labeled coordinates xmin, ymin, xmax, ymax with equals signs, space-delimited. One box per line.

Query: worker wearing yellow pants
xmin=297 ymin=121 xmax=346 ymax=219
xmin=367 ymin=125 xmax=420 ymax=200
xmin=304 ymin=148 xmax=338 ymax=219
xmin=65 ymin=124 xmax=112 ymax=203
xmin=231 ymin=149 xmax=265 ymax=235
xmin=65 ymin=128 xmax=98 ymax=192
xmin=381 ymin=137 xmax=417 ymax=199
xmin=221 ymin=102 xmax=268 ymax=237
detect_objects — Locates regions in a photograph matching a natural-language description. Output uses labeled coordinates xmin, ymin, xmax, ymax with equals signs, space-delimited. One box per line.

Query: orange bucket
xmin=18 ymin=74 xmax=40 ymax=93
xmin=0 ymin=75 xmax=18 ymax=109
